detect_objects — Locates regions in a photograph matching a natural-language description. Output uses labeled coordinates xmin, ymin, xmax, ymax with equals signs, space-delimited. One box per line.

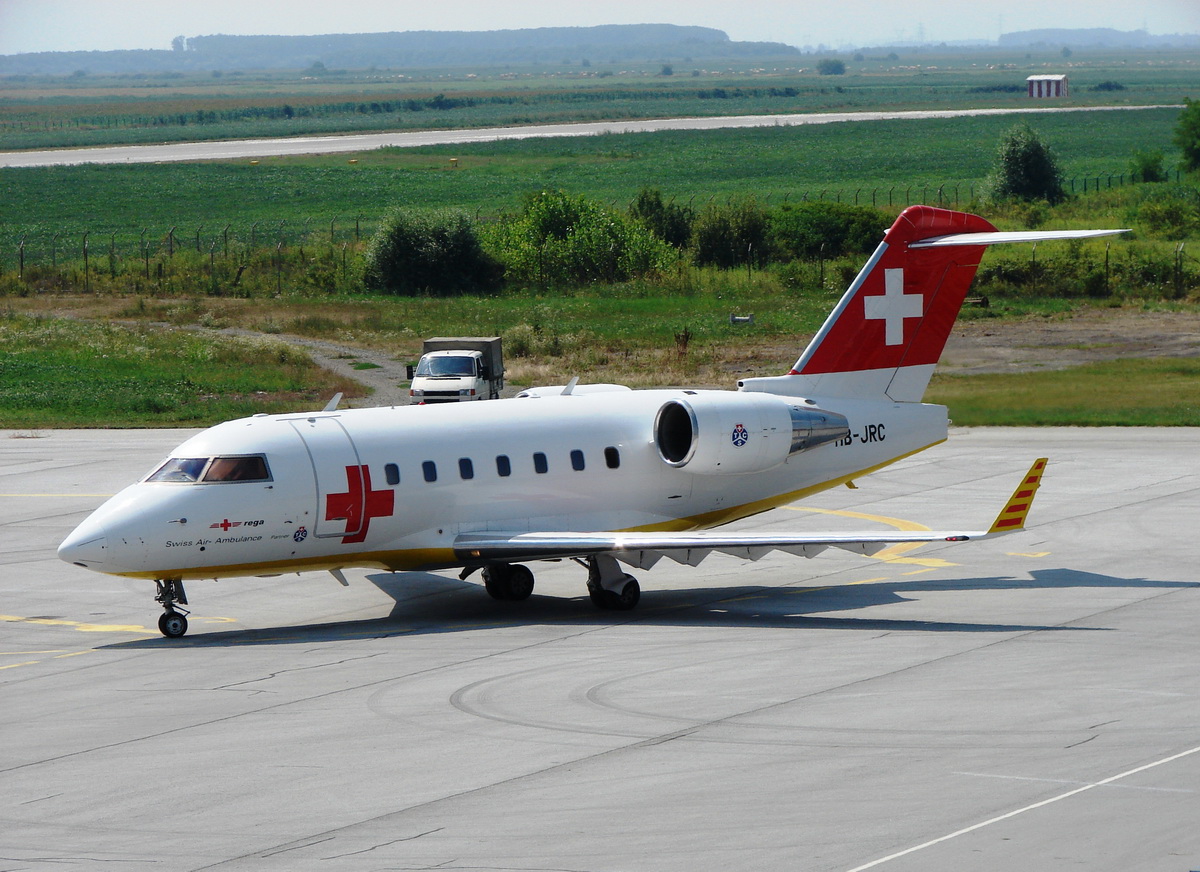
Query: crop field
xmin=0 ymin=108 xmax=1184 ymax=248
xmin=1 ymin=45 xmax=1195 ymax=150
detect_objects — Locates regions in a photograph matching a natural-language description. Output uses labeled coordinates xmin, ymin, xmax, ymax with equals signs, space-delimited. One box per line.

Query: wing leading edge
xmin=454 ymin=458 xmax=1049 ymax=571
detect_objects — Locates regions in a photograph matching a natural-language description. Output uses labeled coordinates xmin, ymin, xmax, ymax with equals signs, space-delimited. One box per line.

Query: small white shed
xmin=1027 ymin=74 xmax=1069 ymax=98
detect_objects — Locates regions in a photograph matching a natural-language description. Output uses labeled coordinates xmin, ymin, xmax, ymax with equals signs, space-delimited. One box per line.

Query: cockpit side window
xmin=146 ymin=457 xmax=209 ymax=483
xmin=203 ymin=456 xmax=271 ymax=482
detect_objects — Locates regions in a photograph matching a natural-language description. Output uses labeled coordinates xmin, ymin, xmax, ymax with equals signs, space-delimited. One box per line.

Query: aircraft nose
xmin=58 ymin=528 xmax=108 ymax=568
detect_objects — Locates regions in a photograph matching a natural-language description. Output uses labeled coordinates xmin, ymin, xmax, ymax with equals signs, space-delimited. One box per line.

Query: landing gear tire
xmin=601 ymin=579 xmax=640 ymax=611
xmin=482 ymin=564 xmax=535 ymax=601
xmin=154 ymin=578 xmax=190 ymax=638
xmin=158 ymin=610 xmax=189 ymax=638
xmin=583 ymin=555 xmax=642 ymax=611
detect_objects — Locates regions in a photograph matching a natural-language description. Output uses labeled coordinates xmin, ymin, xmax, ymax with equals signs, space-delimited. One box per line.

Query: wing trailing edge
xmin=453 ymin=459 xmax=1048 ymax=570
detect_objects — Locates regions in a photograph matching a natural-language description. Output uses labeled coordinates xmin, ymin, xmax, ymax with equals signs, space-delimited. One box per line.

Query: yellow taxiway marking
xmin=1008 ymin=551 xmax=1051 ymax=558
xmin=785 ymin=505 xmax=961 ymax=569
xmin=0 ymin=614 xmax=154 ymax=634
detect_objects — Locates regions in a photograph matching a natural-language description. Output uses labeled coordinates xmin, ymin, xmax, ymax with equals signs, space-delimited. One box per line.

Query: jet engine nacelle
xmin=654 ymin=393 xmax=849 ymax=475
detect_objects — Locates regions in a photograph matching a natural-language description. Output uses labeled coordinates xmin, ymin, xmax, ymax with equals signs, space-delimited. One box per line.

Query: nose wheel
xmin=154 ymin=579 xmax=191 ymax=638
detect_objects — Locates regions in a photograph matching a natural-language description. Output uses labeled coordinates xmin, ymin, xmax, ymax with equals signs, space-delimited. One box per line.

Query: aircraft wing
xmin=454 ymin=459 xmax=1047 ymax=570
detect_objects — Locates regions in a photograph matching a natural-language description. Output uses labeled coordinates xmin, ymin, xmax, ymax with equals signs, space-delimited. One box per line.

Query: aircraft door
xmin=290 ymin=416 xmax=367 ymax=540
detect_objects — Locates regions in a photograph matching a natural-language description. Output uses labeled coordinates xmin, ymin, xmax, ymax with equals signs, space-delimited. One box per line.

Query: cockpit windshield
xmin=415 ymin=356 xmax=477 ymax=377
xmin=146 ymin=455 xmax=271 ymax=484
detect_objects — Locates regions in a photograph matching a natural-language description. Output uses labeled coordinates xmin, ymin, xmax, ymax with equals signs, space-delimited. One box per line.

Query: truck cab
xmin=407 ymin=337 xmax=505 ymax=404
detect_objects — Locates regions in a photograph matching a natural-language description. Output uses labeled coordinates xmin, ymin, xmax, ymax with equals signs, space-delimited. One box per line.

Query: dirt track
xmin=288 ymin=308 xmax=1200 ymax=408
xmin=939 ymin=308 xmax=1200 ymax=375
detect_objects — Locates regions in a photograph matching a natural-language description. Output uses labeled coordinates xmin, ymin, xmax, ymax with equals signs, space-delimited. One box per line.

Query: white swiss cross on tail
xmin=864 ymin=269 xmax=922 ymax=346
xmin=765 ymin=205 xmax=1127 ymax=403
xmin=781 ymin=205 xmax=998 ymax=402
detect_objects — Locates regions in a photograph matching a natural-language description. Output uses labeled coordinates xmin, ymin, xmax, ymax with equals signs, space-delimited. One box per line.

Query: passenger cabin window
xmin=496 ymin=455 xmax=512 ymax=477
xmin=570 ymin=449 xmax=585 ymax=471
xmin=385 ymin=463 xmax=400 ymax=486
xmin=459 ymin=458 xmax=474 ymax=480
xmin=533 ymin=452 xmax=549 ymax=474
xmin=423 ymin=461 xmax=438 ymax=483
xmin=604 ymin=446 xmax=621 ymax=469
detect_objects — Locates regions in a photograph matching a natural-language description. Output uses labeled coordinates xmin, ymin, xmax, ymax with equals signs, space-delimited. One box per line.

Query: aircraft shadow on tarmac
xmin=101 ymin=567 xmax=1196 ymax=648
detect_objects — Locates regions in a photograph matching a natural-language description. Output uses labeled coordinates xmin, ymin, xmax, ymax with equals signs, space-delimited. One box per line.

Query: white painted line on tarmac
xmin=845 ymin=744 xmax=1200 ymax=872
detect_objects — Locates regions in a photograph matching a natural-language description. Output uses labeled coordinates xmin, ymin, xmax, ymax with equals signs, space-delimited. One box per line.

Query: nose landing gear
xmin=154 ymin=578 xmax=190 ymax=638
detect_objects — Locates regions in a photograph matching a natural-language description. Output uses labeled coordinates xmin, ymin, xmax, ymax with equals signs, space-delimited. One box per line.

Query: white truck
xmin=407 ymin=337 xmax=504 ymax=404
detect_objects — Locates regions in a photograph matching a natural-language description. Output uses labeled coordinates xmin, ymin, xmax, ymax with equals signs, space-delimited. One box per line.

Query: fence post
xmin=52 ymin=232 xmax=61 ymax=268
xmin=83 ymin=231 xmax=90 ymax=292
xmin=18 ymin=235 xmax=25 ymax=281
xmin=167 ymin=226 xmax=176 ymax=256
xmin=109 ymin=231 xmax=117 ymax=279
xmin=223 ymin=224 xmax=230 ymax=260
xmin=195 ymin=226 xmax=202 ymax=253
xmin=276 ymin=241 xmax=283 ymax=294
xmin=1104 ymin=242 xmax=1110 ymax=297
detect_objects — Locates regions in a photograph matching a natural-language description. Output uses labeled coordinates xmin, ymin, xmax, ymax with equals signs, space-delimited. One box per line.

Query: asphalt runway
xmin=0 ymin=105 xmax=1171 ymax=168
xmin=2 ymin=426 xmax=1198 ymax=871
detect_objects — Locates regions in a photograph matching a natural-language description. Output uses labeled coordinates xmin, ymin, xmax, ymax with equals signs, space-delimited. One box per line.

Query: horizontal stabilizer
xmin=911 ymin=229 xmax=1128 ymax=248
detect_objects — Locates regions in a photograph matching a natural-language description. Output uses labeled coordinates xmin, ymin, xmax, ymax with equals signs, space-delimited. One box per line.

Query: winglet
xmin=987 ymin=458 xmax=1048 ymax=534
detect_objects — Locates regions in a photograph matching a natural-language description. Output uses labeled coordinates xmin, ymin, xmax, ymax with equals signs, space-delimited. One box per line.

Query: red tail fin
xmin=788 ymin=205 xmax=995 ymax=401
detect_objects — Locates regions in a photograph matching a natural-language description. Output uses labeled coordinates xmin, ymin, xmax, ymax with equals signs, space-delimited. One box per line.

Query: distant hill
xmin=999 ymin=28 xmax=1200 ymax=48
xmin=0 ymin=24 xmax=800 ymax=76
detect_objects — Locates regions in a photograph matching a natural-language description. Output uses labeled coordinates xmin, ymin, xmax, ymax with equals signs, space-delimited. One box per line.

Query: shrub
xmin=981 ymin=123 xmax=1067 ymax=205
xmin=362 ymin=209 xmax=503 ymax=296
xmin=629 ymin=187 xmax=694 ymax=248
xmin=1129 ymin=149 xmax=1167 ymax=183
xmin=692 ymin=197 xmax=771 ymax=268
xmin=483 ymin=190 xmax=673 ymax=286
xmin=817 ymin=59 xmax=846 ymax=75
xmin=769 ymin=202 xmax=889 ymax=260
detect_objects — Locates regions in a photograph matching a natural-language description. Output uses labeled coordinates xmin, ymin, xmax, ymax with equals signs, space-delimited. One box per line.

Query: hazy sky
xmin=1 ymin=0 xmax=1197 ymax=55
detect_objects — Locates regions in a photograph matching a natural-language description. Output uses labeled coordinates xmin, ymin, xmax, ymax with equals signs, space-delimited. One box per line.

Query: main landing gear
xmin=479 ymin=554 xmax=641 ymax=611
xmin=154 ymin=578 xmax=190 ymax=638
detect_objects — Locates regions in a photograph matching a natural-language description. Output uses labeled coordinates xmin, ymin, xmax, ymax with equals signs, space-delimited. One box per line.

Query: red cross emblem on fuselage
xmin=324 ymin=465 xmax=395 ymax=544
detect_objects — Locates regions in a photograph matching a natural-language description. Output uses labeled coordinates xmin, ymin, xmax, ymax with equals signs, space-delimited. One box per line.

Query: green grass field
xmin=0 ymin=108 xmax=1184 ymax=251
xmin=927 ymin=358 xmax=1200 ymax=426
xmin=0 ymin=314 xmax=360 ymax=427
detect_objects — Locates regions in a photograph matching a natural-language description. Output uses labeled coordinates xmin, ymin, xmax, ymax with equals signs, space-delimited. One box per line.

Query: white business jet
xmin=58 ymin=206 xmax=1124 ymax=637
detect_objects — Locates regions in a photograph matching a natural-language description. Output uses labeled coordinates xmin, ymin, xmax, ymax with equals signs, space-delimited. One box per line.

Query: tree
xmin=1173 ymin=98 xmax=1200 ymax=173
xmin=982 ymin=123 xmax=1066 ymax=205
xmin=817 ymin=58 xmax=846 ymax=75
xmin=363 ymin=209 xmax=503 ymax=296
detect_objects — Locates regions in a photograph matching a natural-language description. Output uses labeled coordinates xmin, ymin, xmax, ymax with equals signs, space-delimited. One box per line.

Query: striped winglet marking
xmin=988 ymin=458 xmax=1048 ymax=534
